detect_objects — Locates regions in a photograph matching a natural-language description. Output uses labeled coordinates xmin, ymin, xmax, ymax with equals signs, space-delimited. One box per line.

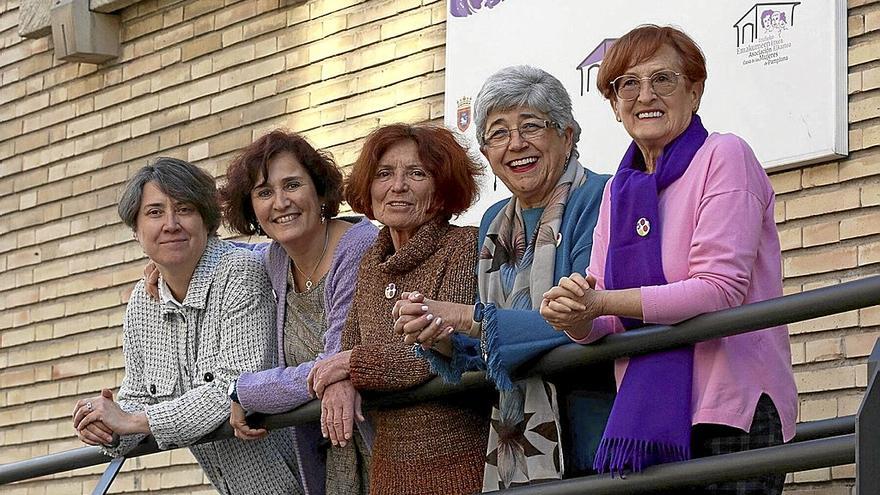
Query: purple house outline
xmin=733 ymin=2 xmax=801 ymax=47
xmin=576 ymin=38 xmax=616 ymax=96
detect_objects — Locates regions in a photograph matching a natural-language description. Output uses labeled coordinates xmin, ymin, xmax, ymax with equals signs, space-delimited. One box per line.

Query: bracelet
xmin=470 ymin=302 xmax=485 ymax=337
xmin=227 ymin=379 xmax=240 ymax=404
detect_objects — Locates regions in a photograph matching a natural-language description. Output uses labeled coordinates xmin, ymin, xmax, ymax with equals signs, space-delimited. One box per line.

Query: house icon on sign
xmin=576 ymin=38 xmax=617 ymax=96
xmin=734 ymin=2 xmax=801 ymax=47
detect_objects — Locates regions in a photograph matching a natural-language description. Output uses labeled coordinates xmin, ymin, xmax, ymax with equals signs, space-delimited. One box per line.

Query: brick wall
xmin=768 ymin=1 xmax=880 ymax=493
xmin=0 ymin=0 xmax=446 ymax=492
xmin=0 ymin=0 xmax=877 ymax=493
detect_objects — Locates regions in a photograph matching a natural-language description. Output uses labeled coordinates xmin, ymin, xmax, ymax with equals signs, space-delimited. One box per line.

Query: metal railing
xmin=2 ymin=275 xmax=879 ymax=494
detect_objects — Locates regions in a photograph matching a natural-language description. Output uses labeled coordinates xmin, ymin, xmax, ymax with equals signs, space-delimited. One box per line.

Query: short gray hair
xmin=118 ymin=157 xmax=221 ymax=235
xmin=473 ymin=65 xmax=581 ymax=156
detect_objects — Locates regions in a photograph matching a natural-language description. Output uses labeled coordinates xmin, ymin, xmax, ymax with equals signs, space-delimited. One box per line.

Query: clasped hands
xmin=72 ymin=388 xmax=147 ymax=446
xmin=392 ymin=292 xmax=469 ymax=351
xmin=540 ymin=272 xmax=603 ymax=337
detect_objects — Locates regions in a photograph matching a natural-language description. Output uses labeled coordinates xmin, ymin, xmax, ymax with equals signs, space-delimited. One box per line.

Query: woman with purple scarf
xmin=540 ymin=25 xmax=797 ymax=494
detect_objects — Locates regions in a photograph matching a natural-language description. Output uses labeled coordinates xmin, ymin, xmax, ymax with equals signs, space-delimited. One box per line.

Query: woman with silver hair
xmin=394 ymin=65 xmax=615 ymax=489
xmin=71 ymin=158 xmax=301 ymax=494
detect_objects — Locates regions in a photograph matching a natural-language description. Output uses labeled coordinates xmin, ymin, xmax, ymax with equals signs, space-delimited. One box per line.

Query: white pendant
xmin=636 ymin=217 xmax=651 ymax=237
xmin=305 ymin=279 xmax=313 ymax=291
xmin=384 ymin=283 xmax=397 ymax=299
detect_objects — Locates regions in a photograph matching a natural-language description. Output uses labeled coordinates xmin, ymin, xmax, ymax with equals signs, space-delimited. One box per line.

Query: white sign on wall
xmin=445 ymin=0 xmax=848 ymax=225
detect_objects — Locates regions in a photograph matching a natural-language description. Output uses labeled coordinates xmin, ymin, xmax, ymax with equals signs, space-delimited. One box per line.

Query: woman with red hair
xmin=307 ymin=123 xmax=489 ymax=495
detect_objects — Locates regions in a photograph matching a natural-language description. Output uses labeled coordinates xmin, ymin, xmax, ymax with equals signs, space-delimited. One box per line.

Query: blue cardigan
xmin=422 ymin=166 xmax=614 ymax=473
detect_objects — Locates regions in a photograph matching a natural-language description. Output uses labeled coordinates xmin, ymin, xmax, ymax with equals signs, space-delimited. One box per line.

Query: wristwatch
xmin=227 ymin=379 xmax=240 ymax=404
xmin=469 ymin=302 xmax=485 ymax=337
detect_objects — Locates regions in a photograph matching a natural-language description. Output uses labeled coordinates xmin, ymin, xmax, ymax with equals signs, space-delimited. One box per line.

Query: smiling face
xmin=136 ymin=181 xmax=209 ymax=274
xmin=370 ymin=139 xmax=436 ymax=248
xmin=481 ymin=107 xmax=573 ymax=208
xmin=611 ymin=44 xmax=704 ymax=167
xmin=250 ymin=151 xmax=323 ymax=251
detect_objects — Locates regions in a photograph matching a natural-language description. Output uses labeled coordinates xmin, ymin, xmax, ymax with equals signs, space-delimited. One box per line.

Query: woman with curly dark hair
xmin=220 ymin=130 xmax=378 ymax=495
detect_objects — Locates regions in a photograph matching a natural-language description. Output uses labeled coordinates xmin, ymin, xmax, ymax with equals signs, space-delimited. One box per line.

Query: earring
xmin=615 ymin=114 xmax=622 ymax=122
xmin=493 ymin=176 xmax=497 ymax=191
xmin=320 ymin=204 xmax=327 ymax=224
xmin=252 ymin=223 xmax=265 ymax=236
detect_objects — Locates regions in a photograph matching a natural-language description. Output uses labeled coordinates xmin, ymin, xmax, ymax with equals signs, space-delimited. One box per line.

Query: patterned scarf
xmin=479 ymin=159 xmax=586 ymax=489
xmin=594 ymin=115 xmax=708 ymax=475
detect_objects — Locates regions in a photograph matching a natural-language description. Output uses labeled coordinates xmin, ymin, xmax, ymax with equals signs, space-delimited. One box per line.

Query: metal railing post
xmin=91 ymin=456 xmax=126 ymax=495
xmin=856 ymin=338 xmax=880 ymax=495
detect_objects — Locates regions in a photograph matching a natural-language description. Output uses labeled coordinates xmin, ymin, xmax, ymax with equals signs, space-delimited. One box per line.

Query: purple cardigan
xmin=236 ymin=218 xmax=378 ymax=495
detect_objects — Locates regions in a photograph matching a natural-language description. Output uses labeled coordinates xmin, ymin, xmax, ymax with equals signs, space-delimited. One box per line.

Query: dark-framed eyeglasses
xmin=611 ymin=70 xmax=684 ymax=101
xmin=482 ymin=120 xmax=561 ymax=149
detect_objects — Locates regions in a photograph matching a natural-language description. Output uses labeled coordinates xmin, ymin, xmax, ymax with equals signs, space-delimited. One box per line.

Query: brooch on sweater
xmin=384 ymin=283 xmax=397 ymax=299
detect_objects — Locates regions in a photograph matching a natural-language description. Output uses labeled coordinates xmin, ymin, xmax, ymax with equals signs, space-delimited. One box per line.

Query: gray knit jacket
xmin=103 ymin=237 xmax=302 ymax=495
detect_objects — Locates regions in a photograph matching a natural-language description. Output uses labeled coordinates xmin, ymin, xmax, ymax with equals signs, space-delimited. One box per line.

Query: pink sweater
xmin=572 ymin=133 xmax=798 ymax=441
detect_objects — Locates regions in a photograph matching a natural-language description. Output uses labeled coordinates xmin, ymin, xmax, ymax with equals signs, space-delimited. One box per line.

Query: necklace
xmin=292 ymin=224 xmax=330 ymax=292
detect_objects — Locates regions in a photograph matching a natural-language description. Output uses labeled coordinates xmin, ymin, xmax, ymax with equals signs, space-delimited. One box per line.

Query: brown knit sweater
xmin=341 ymin=218 xmax=490 ymax=495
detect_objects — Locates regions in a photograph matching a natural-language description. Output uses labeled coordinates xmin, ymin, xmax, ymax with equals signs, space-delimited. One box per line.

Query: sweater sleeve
xmin=640 ymin=135 xmax=769 ymax=324
xmin=235 ymin=221 xmax=377 ymax=414
xmin=144 ymin=253 xmax=277 ymax=449
xmin=101 ymin=298 xmax=150 ymax=457
xmin=322 ymin=221 xmax=378 ymax=358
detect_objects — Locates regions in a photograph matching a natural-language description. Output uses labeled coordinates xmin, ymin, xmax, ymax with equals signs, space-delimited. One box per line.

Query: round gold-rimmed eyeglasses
xmin=482 ymin=119 xmax=561 ymax=149
xmin=611 ymin=70 xmax=684 ymax=101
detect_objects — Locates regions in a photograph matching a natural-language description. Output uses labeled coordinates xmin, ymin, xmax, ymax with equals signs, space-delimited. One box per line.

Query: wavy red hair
xmin=345 ymin=124 xmax=482 ymax=220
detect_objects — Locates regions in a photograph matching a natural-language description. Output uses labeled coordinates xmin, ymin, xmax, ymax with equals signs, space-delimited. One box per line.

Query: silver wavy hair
xmin=473 ymin=65 xmax=580 ymax=157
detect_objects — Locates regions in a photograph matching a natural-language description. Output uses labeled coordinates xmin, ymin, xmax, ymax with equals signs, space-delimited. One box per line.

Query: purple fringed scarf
xmin=593 ymin=115 xmax=708 ymax=475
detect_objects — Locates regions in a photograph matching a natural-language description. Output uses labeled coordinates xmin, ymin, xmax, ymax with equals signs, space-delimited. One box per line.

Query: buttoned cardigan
xmin=104 ymin=237 xmax=301 ymax=495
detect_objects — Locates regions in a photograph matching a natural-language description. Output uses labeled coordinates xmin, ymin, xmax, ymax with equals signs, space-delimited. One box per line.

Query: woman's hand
xmin=392 ymin=292 xmax=467 ymax=348
xmin=73 ymin=389 xmax=149 ymax=438
xmin=143 ymin=260 xmax=160 ymax=300
xmin=540 ymin=273 xmax=603 ymax=337
xmin=320 ymin=380 xmax=364 ymax=448
xmin=75 ymin=420 xmax=116 ymax=446
xmin=230 ymin=401 xmax=268 ymax=441
xmin=307 ymin=351 xmax=352 ymax=399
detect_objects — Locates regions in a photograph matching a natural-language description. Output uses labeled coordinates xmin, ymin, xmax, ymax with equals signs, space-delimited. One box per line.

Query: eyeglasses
xmin=482 ymin=120 xmax=561 ymax=149
xmin=611 ymin=70 xmax=684 ymax=101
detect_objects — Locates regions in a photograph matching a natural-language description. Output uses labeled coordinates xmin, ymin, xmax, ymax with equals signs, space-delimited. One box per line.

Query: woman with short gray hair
xmin=71 ymin=157 xmax=302 ymax=494
xmin=395 ymin=65 xmax=615 ymax=489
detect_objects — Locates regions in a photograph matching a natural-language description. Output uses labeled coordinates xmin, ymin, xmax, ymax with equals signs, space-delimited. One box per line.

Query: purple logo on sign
xmin=734 ymin=2 xmax=800 ymax=46
xmin=576 ymin=38 xmax=617 ymax=96
xmin=450 ymin=0 xmax=506 ymax=18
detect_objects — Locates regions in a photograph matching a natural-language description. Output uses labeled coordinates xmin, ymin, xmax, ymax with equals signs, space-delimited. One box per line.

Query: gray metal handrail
xmin=497 ymin=435 xmax=856 ymax=494
xmin=1 ymin=274 xmax=879 ymax=489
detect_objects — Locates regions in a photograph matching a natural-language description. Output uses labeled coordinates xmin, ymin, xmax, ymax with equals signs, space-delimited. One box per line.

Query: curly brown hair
xmin=220 ymin=130 xmax=343 ymax=236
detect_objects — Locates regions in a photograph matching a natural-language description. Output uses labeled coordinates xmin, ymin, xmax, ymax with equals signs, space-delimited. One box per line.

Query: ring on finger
xmin=86 ymin=401 xmax=93 ymax=411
